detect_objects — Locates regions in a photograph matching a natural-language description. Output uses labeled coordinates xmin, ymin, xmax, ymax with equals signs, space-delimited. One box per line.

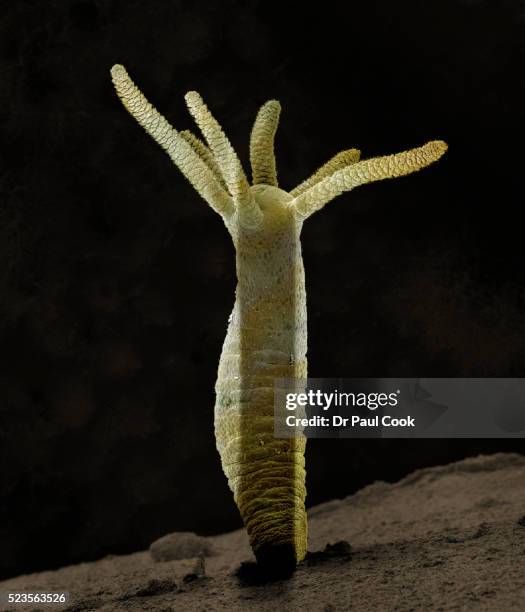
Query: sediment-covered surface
xmin=2 ymin=453 xmax=524 ymax=611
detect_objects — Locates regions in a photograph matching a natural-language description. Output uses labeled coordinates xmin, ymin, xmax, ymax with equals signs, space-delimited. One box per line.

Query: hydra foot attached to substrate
xmin=237 ymin=544 xmax=297 ymax=584
xmin=255 ymin=543 xmax=297 ymax=578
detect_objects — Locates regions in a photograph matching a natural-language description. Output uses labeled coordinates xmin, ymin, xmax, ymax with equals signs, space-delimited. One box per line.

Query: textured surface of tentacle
xmin=184 ymin=91 xmax=262 ymax=228
xmin=250 ymin=100 xmax=281 ymax=187
xmin=290 ymin=148 xmax=361 ymax=197
xmin=111 ymin=65 xmax=234 ymax=218
xmin=292 ymin=140 xmax=448 ymax=218
xmin=179 ymin=130 xmax=228 ymax=191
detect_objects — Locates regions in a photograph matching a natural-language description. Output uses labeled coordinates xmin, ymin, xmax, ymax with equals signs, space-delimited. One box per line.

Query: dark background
xmin=1 ymin=0 xmax=524 ymax=579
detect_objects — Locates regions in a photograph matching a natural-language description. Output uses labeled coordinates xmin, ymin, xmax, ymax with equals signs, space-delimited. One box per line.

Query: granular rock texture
xmin=2 ymin=453 xmax=524 ymax=611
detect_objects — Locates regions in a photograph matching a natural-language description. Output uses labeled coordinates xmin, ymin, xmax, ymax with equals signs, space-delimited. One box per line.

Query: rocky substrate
xmin=2 ymin=453 xmax=524 ymax=611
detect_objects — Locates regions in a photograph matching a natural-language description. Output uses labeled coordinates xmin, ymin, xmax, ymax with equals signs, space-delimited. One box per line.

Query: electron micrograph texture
xmin=0 ymin=0 xmax=524 ymax=580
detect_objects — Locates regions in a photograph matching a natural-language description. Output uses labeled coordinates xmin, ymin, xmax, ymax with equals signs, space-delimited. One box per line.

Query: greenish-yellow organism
xmin=111 ymin=64 xmax=447 ymax=572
